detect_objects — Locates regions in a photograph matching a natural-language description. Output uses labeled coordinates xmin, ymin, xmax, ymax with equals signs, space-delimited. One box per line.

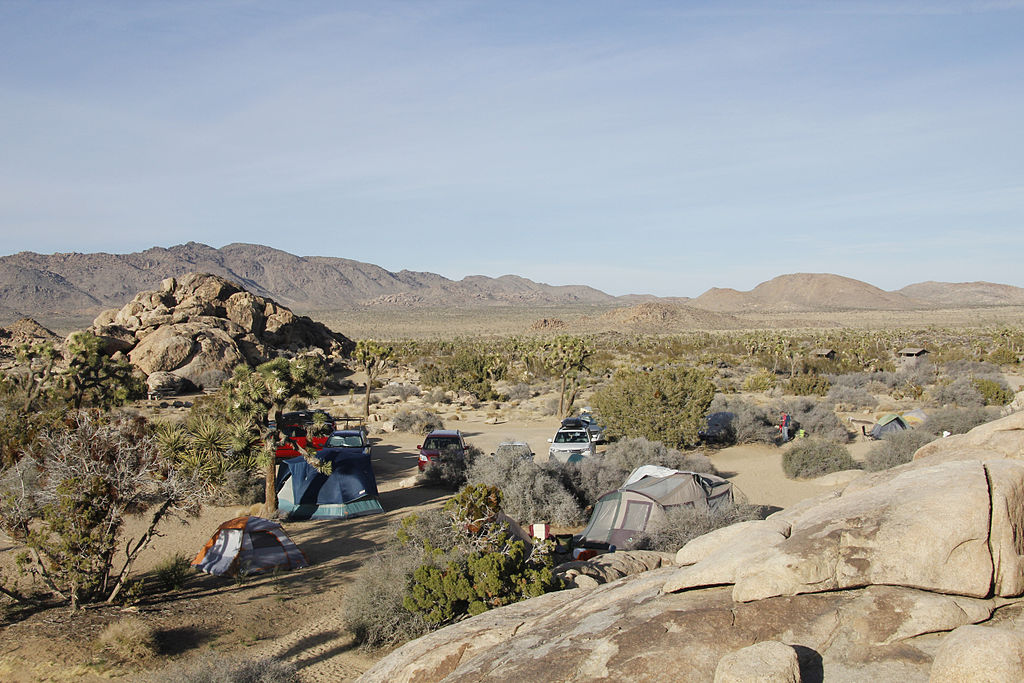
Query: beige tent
xmin=575 ymin=470 xmax=733 ymax=551
xmin=192 ymin=516 xmax=308 ymax=577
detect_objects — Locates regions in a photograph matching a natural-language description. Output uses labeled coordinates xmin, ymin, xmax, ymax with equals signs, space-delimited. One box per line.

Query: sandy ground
xmin=0 ymin=402 xmax=880 ymax=682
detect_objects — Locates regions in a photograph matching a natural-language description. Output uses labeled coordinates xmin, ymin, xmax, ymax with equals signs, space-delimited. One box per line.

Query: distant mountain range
xmin=1 ymin=243 xmax=1023 ymax=322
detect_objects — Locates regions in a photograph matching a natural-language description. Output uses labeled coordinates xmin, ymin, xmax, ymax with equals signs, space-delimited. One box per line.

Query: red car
xmin=274 ymin=410 xmax=335 ymax=459
xmin=417 ymin=429 xmax=467 ymax=471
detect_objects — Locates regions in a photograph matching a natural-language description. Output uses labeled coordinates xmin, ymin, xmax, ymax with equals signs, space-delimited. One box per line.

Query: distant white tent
xmin=192 ymin=516 xmax=308 ymax=577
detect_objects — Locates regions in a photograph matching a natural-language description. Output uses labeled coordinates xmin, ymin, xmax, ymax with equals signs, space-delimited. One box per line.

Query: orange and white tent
xmin=192 ymin=516 xmax=308 ymax=577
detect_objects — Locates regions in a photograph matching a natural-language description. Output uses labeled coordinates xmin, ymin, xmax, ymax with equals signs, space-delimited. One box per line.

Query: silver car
xmin=548 ymin=428 xmax=597 ymax=464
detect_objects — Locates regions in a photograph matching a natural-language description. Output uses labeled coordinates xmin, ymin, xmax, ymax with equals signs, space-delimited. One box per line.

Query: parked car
xmin=417 ymin=429 xmax=467 ymax=471
xmin=323 ymin=429 xmax=370 ymax=452
xmin=548 ymin=426 xmax=597 ymax=464
xmin=491 ymin=441 xmax=534 ymax=461
xmin=561 ymin=410 xmax=605 ymax=443
xmin=274 ymin=410 xmax=336 ymax=458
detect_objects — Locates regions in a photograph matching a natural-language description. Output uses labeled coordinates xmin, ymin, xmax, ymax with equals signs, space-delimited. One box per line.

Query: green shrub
xmin=785 ymin=373 xmax=831 ymax=397
xmin=153 ymin=553 xmax=192 ymax=592
xmin=591 ymin=366 xmax=715 ymax=447
xmin=782 ymin=438 xmax=859 ymax=479
xmin=865 ymin=429 xmax=937 ymax=472
xmin=634 ymin=502 xmax=768 ymax=553
xmin=973 ymin=378 xmax=1014 ymax=406
xmin=402 ymin=485 xmax=560 ymax=625
xmin=741 ymin=369 xmax=777 ymax=392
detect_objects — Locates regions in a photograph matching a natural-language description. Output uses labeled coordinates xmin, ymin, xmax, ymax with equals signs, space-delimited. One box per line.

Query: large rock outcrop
xmin=361 ymin=411 xmax=1024 ymax=682
xmin=89 ymin=273 xmax=353 ymax=388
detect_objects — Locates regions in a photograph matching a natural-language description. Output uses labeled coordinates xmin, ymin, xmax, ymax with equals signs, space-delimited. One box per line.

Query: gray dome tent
xmin=575 ymin=470 xmax=733 ymax=551
xmin=870 ymin=413 xmax=909 ymax=439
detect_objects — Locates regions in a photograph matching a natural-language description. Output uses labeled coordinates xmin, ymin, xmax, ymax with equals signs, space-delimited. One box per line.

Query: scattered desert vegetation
xmin=0 ymin=307 xmax=1021 ymax=678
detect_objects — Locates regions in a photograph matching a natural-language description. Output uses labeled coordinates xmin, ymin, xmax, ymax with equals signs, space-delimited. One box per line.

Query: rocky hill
xmin=2 ymin=245 xmax=1023 ymax=323
xmin=692 ymin=273 xmax=920 ymax=312
xmin=0 ymin=242 xmax=616 ymax=318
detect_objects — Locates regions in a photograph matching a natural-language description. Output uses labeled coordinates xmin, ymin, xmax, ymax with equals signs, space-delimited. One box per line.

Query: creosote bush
xmin=346 ymin=485 xmax=562 ymax=648
xmin=634 ymin=502 xmax=768 ymax=553
xmin=591 ymin=366 xmax=715 ymax=447
xmin=973 ymin=378 xmax=1014 ymax=406
xmin=865 ymin=429 xmax=937 ymax=472
xmin=785 ymin=373 xmax=831 ymax=397
xmin=782 ymin=438 xmax=860 ymax=479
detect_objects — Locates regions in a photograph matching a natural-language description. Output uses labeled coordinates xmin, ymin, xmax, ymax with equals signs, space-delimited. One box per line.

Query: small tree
xmin=591 ymin=366 xmax=715 ymax=447
xmin=222 ymin=356 xmax=327 ymax=517
xmin=353 ymin=340 xmax=393 ymax=418
xmin=0 ymin=412 xmax=207 ymax=608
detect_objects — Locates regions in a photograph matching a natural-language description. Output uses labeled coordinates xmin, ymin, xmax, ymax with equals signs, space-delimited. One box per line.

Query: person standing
xmin=779 ymin=412 xmax=790 ymax=442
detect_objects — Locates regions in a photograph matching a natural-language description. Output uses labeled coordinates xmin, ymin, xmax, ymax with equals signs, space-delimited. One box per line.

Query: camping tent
xmin=275 ymin=433 xmax=383 ymax=520
xmin=870 ymin=413 xmax=909 ymax=439
xmin=575 ymin=470 xmax=734 ymax=551
xmin=192 ymin=516 xmax=308 ymax=577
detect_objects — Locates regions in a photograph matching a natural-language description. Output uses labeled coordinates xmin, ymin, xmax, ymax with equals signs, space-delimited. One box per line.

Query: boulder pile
xmin=89 ymin=273 xmax=353 ymax=389
xmin=361 ymin=410 xmax=1024 ymax=682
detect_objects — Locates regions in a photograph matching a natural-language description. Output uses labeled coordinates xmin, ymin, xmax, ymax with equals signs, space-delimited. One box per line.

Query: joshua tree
xmin=223 ymin=356 xmax=327 ymax=517
xmin=353 ymin=340 xmax=393 ymax=418
xmin=542 ymin=336 xmax=593 ymax=417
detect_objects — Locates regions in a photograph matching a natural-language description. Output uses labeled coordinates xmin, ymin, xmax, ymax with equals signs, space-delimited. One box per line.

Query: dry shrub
xmin=381 ymin=383 xmax=421 ymax=401
xmin=634 ymin=502 xmax=768 ymax=553
xmin=826 ymin=384 xmax=878 ymax=410
xmin=149 ymin=654 xmax=298 ymax=683
xmin=707 ymin=396 xmax=777 ymax=445
xmin=391 ymin=409 xmax=444 ymax=434
xmin=865 ymin=429 xmax=937 ymax=472
xmin=418 ymin=444 xmax=481 ymax=490
xmin=467 ymin=455 xmax=583 ymax=526
xmin=930 ymin=377 xmax=985 ymax=407
xmin=923 ymin=406 xmax=999 ymax=436
xmin=778 ymin=397 xmax=849 ymax=442
xmin=344 ymin=541 xmax=432 ymax=649
xmin=782 ymin=438 xmax=859 ymax=479
xmin=556 ymin=437 xmax=718 ymax=507
xmin=97 ymin=617 xmax=158 ymax=663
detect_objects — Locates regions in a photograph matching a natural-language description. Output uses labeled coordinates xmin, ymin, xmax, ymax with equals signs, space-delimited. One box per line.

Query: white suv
xmin=547 ymin=427 xmax=597 ymax=464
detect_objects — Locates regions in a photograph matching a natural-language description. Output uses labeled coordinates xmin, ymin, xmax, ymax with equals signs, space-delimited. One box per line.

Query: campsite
xmin=0 ymin=385 xmax=987 ymax=681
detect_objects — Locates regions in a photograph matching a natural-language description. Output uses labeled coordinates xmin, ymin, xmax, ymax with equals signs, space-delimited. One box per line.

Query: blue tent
xmin=275 ymin=430 xmax=384 ymax=520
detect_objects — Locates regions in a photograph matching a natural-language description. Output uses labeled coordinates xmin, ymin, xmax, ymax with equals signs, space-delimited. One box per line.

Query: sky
xmin=1 ymin=1 xmax=1022 ymax=297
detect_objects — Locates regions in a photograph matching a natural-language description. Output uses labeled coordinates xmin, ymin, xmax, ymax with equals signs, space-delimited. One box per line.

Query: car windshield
xmin=424 ymin=436 xmax=462 ymax=450
xmin=554 ymin=430 xmax=589 ymax=444
xmin=326 ymin=434 xmax=364 ymax=448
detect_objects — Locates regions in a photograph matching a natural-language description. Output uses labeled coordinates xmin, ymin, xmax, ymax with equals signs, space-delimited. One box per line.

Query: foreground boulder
xmin=89 ymin=273 xmax=353 ymax=388
xmin=361 ymin=410 xmax=1024 ymax=682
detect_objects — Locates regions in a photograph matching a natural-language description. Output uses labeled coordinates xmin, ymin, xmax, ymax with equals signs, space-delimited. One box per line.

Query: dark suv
xmin=417 ymin=429 xmax=467 ymax=471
